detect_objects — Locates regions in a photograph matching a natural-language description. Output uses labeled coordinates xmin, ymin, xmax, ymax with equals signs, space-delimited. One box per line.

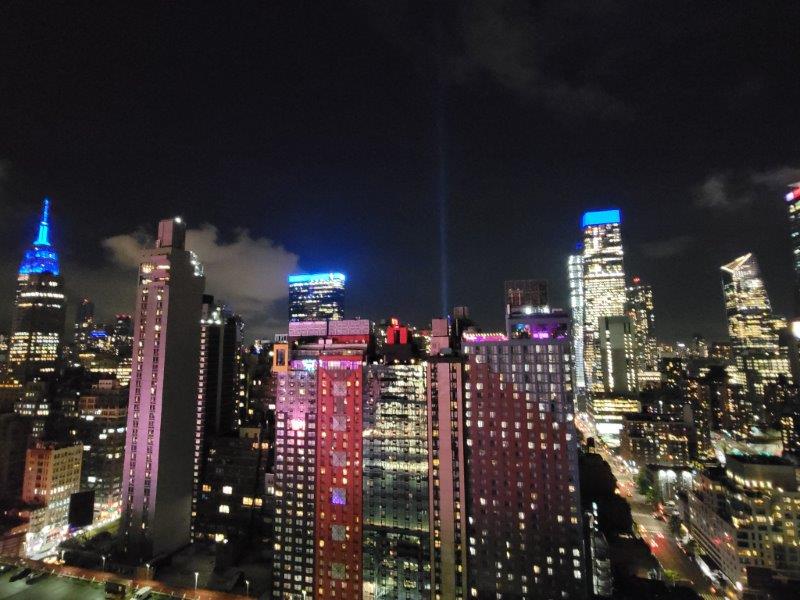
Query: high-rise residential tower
xmin=567 ymin=252 xmax=586 ymax=395
xmin=191 ymin=295 xmax=244 ymax=540
xmin=462 ymin=311 xmax=586 ymax=599
xmin=721 ymin=253 xmax=790 ymax=410
xmin=9 ymin=199 xmax=67 ymax=381
xmin=626 ymin=277 xmax=658 ymax=379
xmin=581 ymin=209 xmax=626 ymax=393
xmin=288 ymin=272 xmax=346 ymax=322
xmin=786 ymin=183 xmax=800 ymax=312
xmin=73 ymin=298 xmax=95 ymax=354
xmin=272 ymin=319 xmax=371 ymax=599
xmin=120 ymin=218 xmax=205 ymax=562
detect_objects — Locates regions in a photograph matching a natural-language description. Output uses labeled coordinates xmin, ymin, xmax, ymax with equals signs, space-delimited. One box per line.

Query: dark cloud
xmin=102 ymin=224 xmax=300 ymax=337
xmin=695 ymin=166 xmax=800 ymax=211
xmin=640 ymin=235 xmax=692 ymax=259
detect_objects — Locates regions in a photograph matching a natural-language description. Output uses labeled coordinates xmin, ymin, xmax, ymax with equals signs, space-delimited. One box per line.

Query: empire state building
xmin=9 ymin=199 xmax=66 ymax=381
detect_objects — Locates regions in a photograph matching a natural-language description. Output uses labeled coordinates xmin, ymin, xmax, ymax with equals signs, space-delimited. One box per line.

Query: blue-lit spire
xmin=19 ymin=198 xmax=60 ymax=276
xmin=34 ymin=198 xmax=51 ymax=246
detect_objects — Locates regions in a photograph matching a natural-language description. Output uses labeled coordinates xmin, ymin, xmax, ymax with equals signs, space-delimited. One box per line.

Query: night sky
xmin=1 ymin=1 xmax=800 ymax=340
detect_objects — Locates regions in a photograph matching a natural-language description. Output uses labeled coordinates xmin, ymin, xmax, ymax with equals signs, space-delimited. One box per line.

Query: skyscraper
xmin=9 ymin=199 xmax=67 ymax=381
xmin=120 ymin=217 xmax=205 ymax=562
xmin=581 ymin=209 xmax=626 ymax=393
xmin=626 ymin=276 xmax=658 ymax=379
xmin=272 ymin=319 xmax=371 ymax=599
xmin=191 ymin=295 xmax=244 ymax=540
xmin=786 ymin=183 xmax=800 ymax=312
xmin=426 ymin=323 xmax=468 ymax=600
xmin=462 ymin=311 xmax=586 ymax=599
xmin=567 ymin=252 xmax=586 ymax=394
xmin=73 ymin=298 xmax=95 ymax=354
xmin=288 ymin=272 xmax=346 ymax=321
xmin=721 ymin=253 xmax=790 ymax=410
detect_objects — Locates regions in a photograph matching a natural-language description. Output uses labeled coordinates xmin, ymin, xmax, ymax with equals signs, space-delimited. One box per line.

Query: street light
xmin=194 ymin=571 xmax=199 ymax=590
xmin=101 ymin=555 xmax=106 ymax=572
xmin=145 ymin=562 xmax=151 ymax=579
xmin=245 ymin=579 xmax=250 ymax=596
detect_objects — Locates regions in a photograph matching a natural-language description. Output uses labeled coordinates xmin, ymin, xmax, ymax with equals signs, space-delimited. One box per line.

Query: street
xmin=578 ymin=416 xmax=718 ymax=598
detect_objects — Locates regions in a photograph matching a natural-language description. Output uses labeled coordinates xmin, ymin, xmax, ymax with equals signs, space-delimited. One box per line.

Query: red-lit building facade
xmin=462 ymin=312 xmax=587 ymax=600
xmin=272 ymin=320 xmax=370 ymax=599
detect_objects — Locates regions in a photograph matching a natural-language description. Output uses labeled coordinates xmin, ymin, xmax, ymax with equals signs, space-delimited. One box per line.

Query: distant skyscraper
xmin=626 ymin=277 xmax=658 ymax=378
xmin=9 ymin=199 xmax=66 ymax=381
xmin=288 ymin=272 xmax=345 ymax=321
xmin=568 ymin=252 xmax=586 ymax=393
xmin=462 ymin=312 xmax=586 ymax=599
xmin=721 ymin=253 xmax=790 ymax=408
xmin=120 ymin=218 xmax=205 ymax=562
xmin=581 ymin=209 xmax=626 ymax=392
xmin=73 ymin=298 xmax=95 ymax=353
xmin=504 ymin=279 xmax=548 ymax=314
xmin=786 ymin=183 xmax=800 ymax=312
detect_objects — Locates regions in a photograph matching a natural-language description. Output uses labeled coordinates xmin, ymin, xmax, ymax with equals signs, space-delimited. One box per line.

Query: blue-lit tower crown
xmin=19 ymin=198 xmax=60 ymax=276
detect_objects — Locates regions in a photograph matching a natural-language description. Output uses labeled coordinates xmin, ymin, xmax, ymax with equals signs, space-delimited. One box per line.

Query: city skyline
xmin=2 ymin=3 xmax=800 ymax=340
xmin=1 ymin=198 xmax=799 ymax=344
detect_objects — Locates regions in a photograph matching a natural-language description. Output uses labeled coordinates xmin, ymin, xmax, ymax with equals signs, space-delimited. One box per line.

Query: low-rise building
xmin=619 ymin=413 xmax=694 ymax=467
xmin=688 ymin=455 xmax=800 ymax=594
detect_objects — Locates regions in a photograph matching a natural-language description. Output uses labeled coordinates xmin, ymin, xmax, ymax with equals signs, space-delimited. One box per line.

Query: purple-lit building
xmin=119 ymin=218 xmax=205 ymax=562
xmin=462 ymin=311 xmax=587 ymax=599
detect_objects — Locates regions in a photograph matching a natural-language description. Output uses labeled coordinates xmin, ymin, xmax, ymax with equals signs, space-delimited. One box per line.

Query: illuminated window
xmin=222 ymin=485 xmax=232 ymax=495
xmin=218 ymin=504 xmax=230 ymax=514
xmin=202 ymin=484 xmax=211 ymax=492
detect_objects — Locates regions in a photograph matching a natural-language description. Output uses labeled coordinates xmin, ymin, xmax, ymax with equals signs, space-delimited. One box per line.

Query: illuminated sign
xmin=785 ymin=186 xmax=800 ymax=202
xmin=288 ymin=272 xmax=346 ymax=284
xmin=581 ymin=209 xmax=621 ymax=228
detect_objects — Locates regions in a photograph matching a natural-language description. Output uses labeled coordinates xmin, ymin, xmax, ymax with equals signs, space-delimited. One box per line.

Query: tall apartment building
xmin=786 ymin=183 xmax=800 ymax=313
xmin=581 ymin=209 xmax=626 ymax=393
xmin=192 ymin=295 xmax=243 ymax=539
xmin=272 ymin=319 xmax=370 ymax=599
xmin=462 ymin=311 xmax=586 ymax=599
xmin=363 ymin=359 xmax=430 ymax=599
xmin=288 ymin=273 xmax=346 ymax=322
xmin=120 ymin=217 xmax=205 ymax=562
xmin=9 ymin=199 xmax=67 ymax=381
xmin=21 ymin=440 xmax=82 ymax=555
xmin=426 ymin=320 xmax=468 ymax=600
xmin=76 ymin=379 xmax=127 ymax=515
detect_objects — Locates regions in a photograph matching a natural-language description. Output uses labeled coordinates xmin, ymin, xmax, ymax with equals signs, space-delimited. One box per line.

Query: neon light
xmin=19 ymin=199 xmax=60 ymax=276
xmin=581 ymin=209 xmax=621 ymax=228
xmin=462 ymin=332 xmax=508 ymax=342
xmin=288 ymin=272 xmax=346 ymax=284
xmin=34 ymin=198 xmax=51 ymax=246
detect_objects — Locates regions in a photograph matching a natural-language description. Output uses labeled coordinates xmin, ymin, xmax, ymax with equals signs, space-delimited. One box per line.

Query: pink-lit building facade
xmin=120 ymin=218 xmax=205 ymax=562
